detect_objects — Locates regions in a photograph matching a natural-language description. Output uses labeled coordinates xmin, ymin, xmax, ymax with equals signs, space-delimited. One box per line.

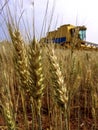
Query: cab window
xmin=79 ymin=30 xmax=86 ymax=40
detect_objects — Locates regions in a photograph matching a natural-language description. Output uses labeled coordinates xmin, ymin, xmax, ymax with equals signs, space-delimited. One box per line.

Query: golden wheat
xmin=28 ymin=40 xmax=45 ymax=110
xmin=8 ymin=25 xmax=30 ymax=93
xmin=0 ymin=46 xmax=16 ymax=130
xmin=48 ymin=48 xmax=68 ymax=111
xmin=28 ymin=40 xmax=45 ymax=130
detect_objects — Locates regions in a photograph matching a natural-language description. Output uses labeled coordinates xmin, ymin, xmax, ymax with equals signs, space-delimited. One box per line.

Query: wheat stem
xmin=48 ymin=48 xmax=68 ymax=130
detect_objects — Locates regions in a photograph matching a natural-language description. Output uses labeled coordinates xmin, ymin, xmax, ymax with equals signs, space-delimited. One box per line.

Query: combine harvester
xmin=40 ymin=24 xmax=98 ymax=50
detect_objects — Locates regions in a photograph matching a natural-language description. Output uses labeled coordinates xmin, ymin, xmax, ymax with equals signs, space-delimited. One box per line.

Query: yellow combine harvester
xmin=40 ymin=24 xmax=98 ymax=50
xmin=40 ymin=24 xmax=87 ymax=48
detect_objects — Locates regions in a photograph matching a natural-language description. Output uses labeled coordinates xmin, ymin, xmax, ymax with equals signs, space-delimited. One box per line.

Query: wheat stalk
xmin=48 ymin=48 xmax=68 ymax=130
xmin=28 ymin=40 xmax=45 ymax=130
xmin=86 ymin=69 xmax=97 ymax=129
xmin=8 ymin=25 xmax=30 ymax=129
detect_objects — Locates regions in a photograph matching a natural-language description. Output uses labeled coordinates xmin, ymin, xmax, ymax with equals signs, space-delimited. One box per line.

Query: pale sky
xmin=0 ymin=0 xmax=98 ymax=43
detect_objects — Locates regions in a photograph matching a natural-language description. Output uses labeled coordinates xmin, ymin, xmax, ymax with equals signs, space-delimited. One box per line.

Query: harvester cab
xmin=78 ymin=26 xmax=86 ymax=41
xmin=71 ymin=26 xmax=86 ymax=39
xmin=70 ymin=26 xmax=87 ymax=48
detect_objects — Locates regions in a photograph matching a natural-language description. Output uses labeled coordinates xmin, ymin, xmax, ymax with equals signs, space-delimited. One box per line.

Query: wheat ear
xmin=28 ymin=40 xmax=45 ymax=130
xmin=8 ymin=25 xmax=30 ymax=92
xmin=48 ymin=49 xmax=68 ymax=110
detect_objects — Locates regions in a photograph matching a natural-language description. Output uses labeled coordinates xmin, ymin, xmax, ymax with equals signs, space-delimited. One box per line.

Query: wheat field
xmin=0 ymin=36 xmax=98 ymax=130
